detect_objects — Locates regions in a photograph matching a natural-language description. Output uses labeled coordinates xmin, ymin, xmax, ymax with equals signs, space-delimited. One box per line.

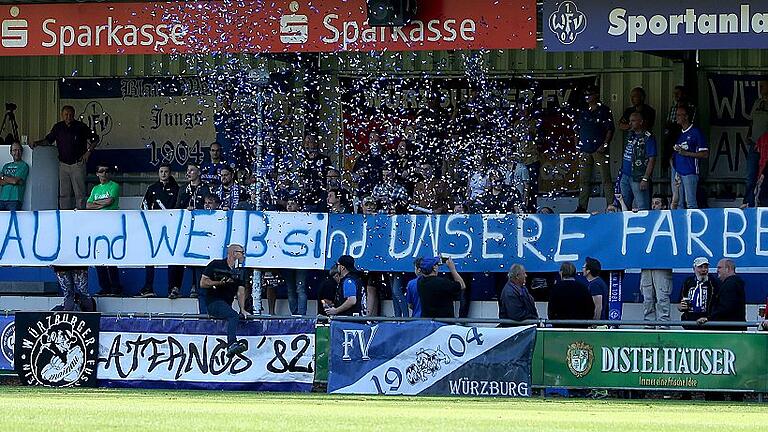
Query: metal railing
xmin=1 ymin=310 xmax=764 ymax=330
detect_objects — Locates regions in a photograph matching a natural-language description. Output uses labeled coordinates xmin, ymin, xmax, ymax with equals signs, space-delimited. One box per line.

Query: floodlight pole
xmin=248 ymin=67 xmax=270 ymax=315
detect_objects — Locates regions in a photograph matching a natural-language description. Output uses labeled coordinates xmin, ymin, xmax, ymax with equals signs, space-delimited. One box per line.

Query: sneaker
xmin=189 ymin=287 xmax=198 ymax=299
xmin=168 ymin=287 xmax=180 ymax=300
xmin=226 ymin=341 xmax=248 ymax=358
xmin=138 ymin=288 xmax=155 ymax=298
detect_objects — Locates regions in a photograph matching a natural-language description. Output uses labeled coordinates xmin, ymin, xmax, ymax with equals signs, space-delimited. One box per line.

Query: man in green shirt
xmin=86 ymin=164 xmax=123 ymax=296
xmin=86 ymin=164 xmax=120 ymax=210
xmin=0 ymin=141 xmax=29 ymax=211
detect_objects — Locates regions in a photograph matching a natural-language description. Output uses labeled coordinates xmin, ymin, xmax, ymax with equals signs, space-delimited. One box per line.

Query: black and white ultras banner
xmin=14 ymin=312 xmax=100 ymax=387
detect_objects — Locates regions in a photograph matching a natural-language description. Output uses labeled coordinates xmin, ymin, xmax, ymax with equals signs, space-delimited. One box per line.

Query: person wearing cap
xmin=575 ymin=85 xmax=615 ymax=213
xmin=583 ymin=257 xmax=608 ymax=321
xmin=327 ymin=255 xmax=366 ymax=316
xmin=405 ymin=258 xmax=423 ymax=318
xmin=677 ymin=257 xmax=718 ymax=330
xmin=417 ymin=256 xmax=465 ymax=319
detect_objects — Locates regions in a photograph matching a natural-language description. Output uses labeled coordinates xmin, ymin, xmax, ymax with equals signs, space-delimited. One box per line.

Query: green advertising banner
xmin=315 ymin=325 xmax=330 ymax=383
xmin=540 ymin=330 xmax=768 ymax=392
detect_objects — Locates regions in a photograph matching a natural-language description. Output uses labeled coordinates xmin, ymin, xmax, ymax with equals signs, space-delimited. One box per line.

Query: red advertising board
xmin=0 ymin=0 xmax=536 ymax=56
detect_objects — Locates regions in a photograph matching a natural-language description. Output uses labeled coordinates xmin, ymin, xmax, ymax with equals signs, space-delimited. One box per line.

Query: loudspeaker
xmin=366 ymin=0 xmax=418 ymax=27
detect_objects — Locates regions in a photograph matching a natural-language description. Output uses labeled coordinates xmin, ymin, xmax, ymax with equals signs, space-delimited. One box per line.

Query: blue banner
xmin=97 ymin=317 xmax=316 ymax=391
xmin=5 ymin=208 xmax=768 ymax=272
xmin=608 ymin=272 xmax=623 ymax=321
xmin=327 ymin=209 xmax=768 ymax=272
xmin=328 ymin=321 xmax=536 ymax=396
xmin=0 ymin=316 xmax=13 ymax=371
xmin=543 ymin=1 xmax=768 ymax=52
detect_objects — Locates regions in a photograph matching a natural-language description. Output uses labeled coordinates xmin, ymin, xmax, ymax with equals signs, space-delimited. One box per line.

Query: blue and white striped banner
xmin=328 ymin=321 xmax=536 ymax=396
xmin=97 ymin=317 xmax=316 ymax=391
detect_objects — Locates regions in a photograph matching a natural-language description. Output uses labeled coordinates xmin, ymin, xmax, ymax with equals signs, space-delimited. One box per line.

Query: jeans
xmin=578 ymin=151 xmax=612 ymax=209
xmin=59 ymin=160 xmax=87 ymax=210
xmin=0 ymin=200 xmax=22 ymax=211
xmin=677 ymin=173 xmax=699 ymax=209
xmin=206 ymin=299 xmax=239 ymax=345
xmin=55 ymin=268 xmax=91 ymax=311
xmin=619 ymin=174 xmax=650 ymax=210
xmin=96 ymin=266 xmax=123 ymax=295
xmin=390 ymin=273 xmax=408 ymax=318
xmin=640 ymin=269 xmax=672 ymax=328
xmin=745 ymin=146 xmax=760 ymax=207
xmin=281 ymin=269 xmax=307 ymax=315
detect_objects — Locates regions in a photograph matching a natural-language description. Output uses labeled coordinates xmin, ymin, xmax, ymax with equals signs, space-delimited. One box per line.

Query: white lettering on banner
xmin=646 ymin=211 xmax=677 ymax=255
xmin=686 ymin=209 xmax=713 ymax=257
xmin=756 ymin=208 xmax=768 ymax=256
xmin=554 ymin=214 xmax=589 ymax=262
xmin=608 ymin=5 xmax=768 ymax=43
xmin=723 ymin=208 xmax=747 ymax=258
xmin=413 ymin=216 xmax=440 ymax=259
xmin=98 ymin=331 xmax=315 ymax=383
xmin=482 ymin=215 xmax=505 ymax=260
xmin=389 ymin=215 xmax=417 ymax=259
xmin=601 ymin=346 xmax=736 ymax=376
xmin=621 ymin=211 xmax=648 ymax=255
xmin=321 ymin=15 xmax=477 ymax=50
xmin=41 ymin=17 xmax=185 ymax=54
xmin=443 ymin=214 xmax=472 ymax=259
xmin=448 ymin=379 xmax=529 ymax=397
xmin=341 ymin=327 xmax=378 ymax=361
xmin=516 ymin=215 xmax=546 ymax=261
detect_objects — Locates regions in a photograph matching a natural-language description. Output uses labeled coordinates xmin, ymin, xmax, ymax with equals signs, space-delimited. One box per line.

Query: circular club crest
xmin=566 ymin=341 xmax=593 ymax=378
xmin=1 ymin=322 xmax=14 ymax=367
xmin=27 ymin=320 xmax=88 ymax=387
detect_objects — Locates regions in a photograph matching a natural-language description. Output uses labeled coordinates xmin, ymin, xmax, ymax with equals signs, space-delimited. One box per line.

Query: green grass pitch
xmin=0 ymin=387 xmax=765 ymax=432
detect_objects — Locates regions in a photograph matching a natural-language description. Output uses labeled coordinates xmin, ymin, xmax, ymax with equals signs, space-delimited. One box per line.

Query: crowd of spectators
xmin=3 ymin=86 xmax=767 ymax=328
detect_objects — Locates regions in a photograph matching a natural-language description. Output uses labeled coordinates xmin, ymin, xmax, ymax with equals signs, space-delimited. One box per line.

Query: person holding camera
xmin=417 ymin=256 xmax=466 ymax=319
xmin=677 ymin=257 xmax=717 ymax=330
xmin=200 ymin=244 xmax=250 ymax=358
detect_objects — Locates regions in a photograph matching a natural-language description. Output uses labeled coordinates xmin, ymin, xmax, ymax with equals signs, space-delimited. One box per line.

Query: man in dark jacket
xmin=697 ymin=259 xmax=746 ymax=331
xmin=547 ymin=262 xmax=594 ymax=327
xmin=138 ymin=164 xmax=180 ymax=297
xmin=499 ymin=264 xmax=538 ymax=326
xmin=677 ymin=257 xmax=717 ymax=330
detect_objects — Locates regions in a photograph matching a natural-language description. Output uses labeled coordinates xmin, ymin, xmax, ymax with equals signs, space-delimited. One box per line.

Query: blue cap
xmin=419 ymin=256 xmax=441 ymax=273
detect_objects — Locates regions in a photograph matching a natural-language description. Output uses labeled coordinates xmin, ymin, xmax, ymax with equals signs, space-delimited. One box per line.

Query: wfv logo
xmin=2 ymin=6 xmax=28 ymax=48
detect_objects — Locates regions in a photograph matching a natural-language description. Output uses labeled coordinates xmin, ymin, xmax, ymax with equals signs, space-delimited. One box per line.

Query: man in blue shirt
xmin=671 ymin=105 xmax=708 ymax=209
xmin=619 ymin=112 xmax=657 ymax=210
xmin=405 ymin=258 xmax=423 ymax=318
xmin=327 ymin=255 xmax=365 ymax=316
xmin=583 ymin=257 xmax=608 ymax=321
xmin=576 ymin=85 xmax=615 ymax=213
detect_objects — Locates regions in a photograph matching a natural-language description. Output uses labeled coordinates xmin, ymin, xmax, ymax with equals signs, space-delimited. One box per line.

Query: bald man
xmin=200 ymin=244 xmax=250 ymax=357
xmin=697 ymin=259 xmax=746 ymax=331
